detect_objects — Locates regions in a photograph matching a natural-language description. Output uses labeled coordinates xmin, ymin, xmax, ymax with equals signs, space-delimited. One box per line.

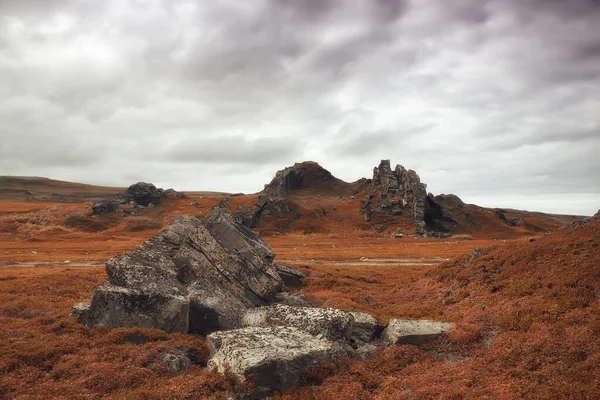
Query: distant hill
xmin=0 ymin=163 xmax=582 ymax=238
xmin=0 ymin=176 xmax=124 ymax=203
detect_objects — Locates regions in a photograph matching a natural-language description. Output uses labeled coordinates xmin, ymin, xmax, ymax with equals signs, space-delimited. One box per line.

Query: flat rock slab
xmin=382 ymin=319 xmax=453 ymax=345
xmin=74 ymin=283 xmax=189 ymax=333
xmin=207 ymin=326 xmax=347 ymax=395
xmin=242 ymin=304 xmax=354 ymax=341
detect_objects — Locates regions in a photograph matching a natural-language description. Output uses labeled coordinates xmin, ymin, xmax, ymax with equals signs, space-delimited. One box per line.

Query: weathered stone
xmin=92 ymin=200 xmax=118 ymax=215
xmin=382 ymin=319 xmax=453 ymax=345
xmin=275 ymin=264 xmax=306 ymax=288
xmin=164 ymin=188 xmax=184 ymax=198
xmin=73 ymin=207 xmax=285 ymax=334
xmin=125 ymin=182 xmax=165 ymax=206
xmin=349 ymin=311 xmax=380 ymax=344
xmin=263 ymin=161 xmax=337 ymax=197
xmin=242 ymin=304 xmax=354 ymax=341
xmin=162 ymin=349 xmax=192 ymax=373
xmin=207 ymin=326 xmax=348 ymax=396
xmin=236 ymin=195 xmax=291 ymax=229
xmin=72 ymin=283 xmax=189 ymax=332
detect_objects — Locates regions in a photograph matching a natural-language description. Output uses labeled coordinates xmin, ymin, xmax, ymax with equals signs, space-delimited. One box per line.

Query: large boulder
xmin=72 ymin=207 xmax=283 ymax=334
xmin=382 ymin=319 xmax=453 ymax=345
xmin=125 ymin=182 xmax=165 ymax=206
xmin=242 ymin=304 xmax=354 ymax=341
xmin=207 ymin=326 xmax=348 ymax=396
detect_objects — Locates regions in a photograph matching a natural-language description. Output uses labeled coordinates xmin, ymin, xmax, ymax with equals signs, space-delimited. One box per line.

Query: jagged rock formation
xmin=361 ymin=160 xmax=428 ymax=224
xmin=361 ymin=160 xmax=460 ymax=235
xmin=73 ymin=207 xmax=285 ymax=334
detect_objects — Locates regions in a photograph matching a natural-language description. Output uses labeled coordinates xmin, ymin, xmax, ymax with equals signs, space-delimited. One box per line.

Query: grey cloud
xmin=0 ymin=0 xmax=598 ymax=214
xmin=165 ymin=136 xmax=301 ymax=165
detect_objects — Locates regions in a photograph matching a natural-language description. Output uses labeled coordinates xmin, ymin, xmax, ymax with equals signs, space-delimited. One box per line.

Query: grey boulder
xmin=73 ymin=283 xmax=189 ymax=333
xmin=207 ymin=326 xmax=348 ymax=396
xmin=382 ymin=319 xmax=453 ymax=345
xmin=72 ymin=207 xmax=284 ymax=334
xmin=125 ymin=182 xmax=165 ymax=206
xmin=241 ymin=304 xmax=354 ymax=341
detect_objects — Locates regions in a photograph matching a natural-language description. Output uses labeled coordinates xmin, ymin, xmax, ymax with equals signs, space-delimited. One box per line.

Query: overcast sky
xmin=0 ymin=0 xmax=599 ymax=215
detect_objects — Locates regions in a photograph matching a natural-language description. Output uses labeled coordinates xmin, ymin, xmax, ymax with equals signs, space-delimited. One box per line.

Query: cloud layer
xmin=1 ymin=0 xmax=598 ymax=215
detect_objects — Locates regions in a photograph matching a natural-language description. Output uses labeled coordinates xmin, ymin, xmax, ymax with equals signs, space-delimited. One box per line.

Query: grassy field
xmin=0 ymin=198 xmax=597 ymax=399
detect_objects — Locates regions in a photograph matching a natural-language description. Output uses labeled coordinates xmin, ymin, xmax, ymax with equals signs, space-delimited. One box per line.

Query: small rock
xmin=382 ymin=319 xmax=453 ymax=345
xmin=92 ymin=200 xmax=118 ymax=215
xmin=162 ymin=349 xmax=192 ymax=373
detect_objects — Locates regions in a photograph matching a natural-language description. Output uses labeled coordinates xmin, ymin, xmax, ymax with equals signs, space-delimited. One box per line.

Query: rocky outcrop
xmin=363 ymin=160 xmax=428 ymax=224
xmin=495 ymin=210 xmax=525 ymax=227
xmin=207 ymin=326 xmax=348 ymax=397
xmin=90 ymin=182 xmax=183 ymax=215
xmin=382 ymin=319 xmax=453 ymax=345
xmin=263 ymin=161 xmax=338 ymax=197
xmin=124 ymin=182 xmax=165 ymax=206
xmin=74 ymin=201 xmax=455 ymax=397
xmin=72 ymin=207 xmax=284 ymax=334
xmin=363 ymin=160 xmax=459 ymax=234
xmin=236 ymin=195 xmax=290 ymax=229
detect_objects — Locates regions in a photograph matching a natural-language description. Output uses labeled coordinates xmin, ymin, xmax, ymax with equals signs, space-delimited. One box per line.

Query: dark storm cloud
xmin=0 ymin=0 xmax=598 ymax=215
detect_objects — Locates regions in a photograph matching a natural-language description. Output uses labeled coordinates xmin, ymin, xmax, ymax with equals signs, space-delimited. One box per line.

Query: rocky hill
xmin=234 ymin=160 xmax=577 ymax=237
xmin=0 ymin=162 xmax=581 ymax=238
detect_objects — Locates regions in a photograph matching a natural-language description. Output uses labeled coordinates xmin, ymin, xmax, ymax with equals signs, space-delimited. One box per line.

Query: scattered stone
xmin=92 ymin=200 xmax=118 ymax=215
xmin=241 ymin=304 xmax=354 ymax=341
xmin=207 ymin=326 xmax=348 ymax=396
xmin=164 ymin=188 xmax=184 ymax=198
xmin=469 ymin=247 xmax=484 ymax=259
xmin=162 ymin=348 xmax=192 ymax=373
xmin=382 ymin=319 xmax=453 ymax=345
